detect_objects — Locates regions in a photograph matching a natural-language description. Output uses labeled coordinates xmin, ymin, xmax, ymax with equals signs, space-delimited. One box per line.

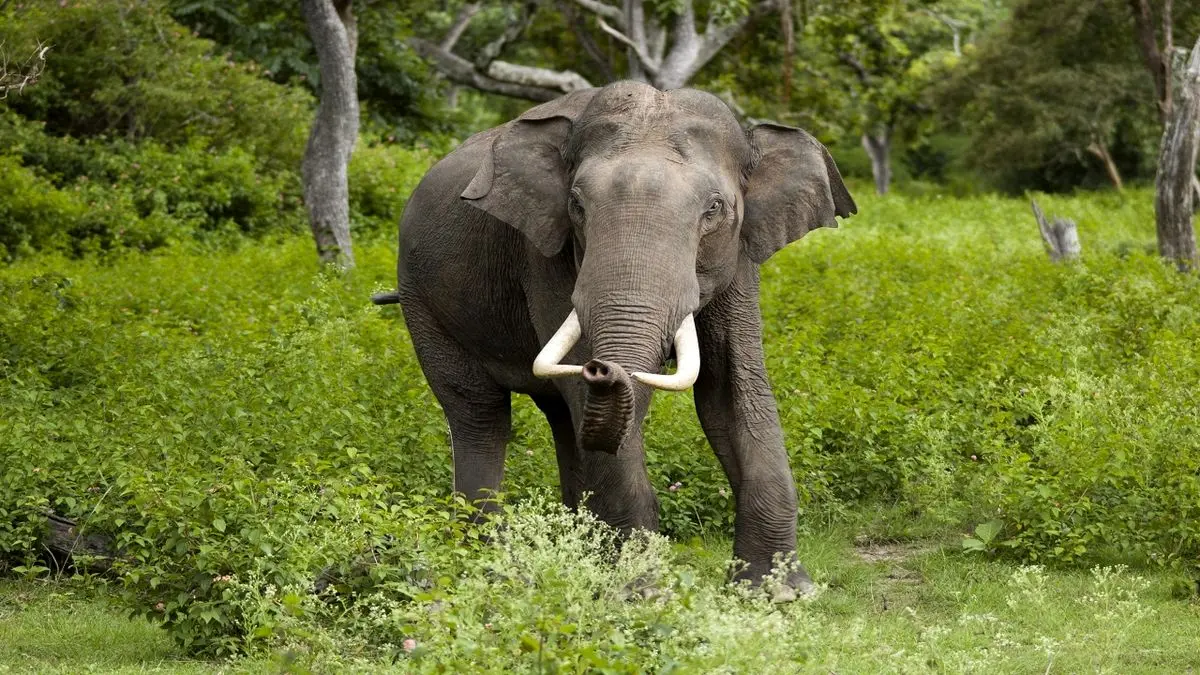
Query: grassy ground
xmin=3 ymin=188 xmax=1199 ymax=670
xmin=0 ymin=582 xmax=215 ymax=674
xmin=3 ymin=527 xmax=1198 ymax=674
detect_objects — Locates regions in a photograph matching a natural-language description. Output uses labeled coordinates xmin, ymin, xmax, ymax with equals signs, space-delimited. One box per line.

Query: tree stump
xmin=1030 ymin=199 xmax=1081 ymax=262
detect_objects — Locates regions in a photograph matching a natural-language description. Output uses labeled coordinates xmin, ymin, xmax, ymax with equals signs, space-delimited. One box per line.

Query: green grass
xmin=3 ymin=527 xmax=1198 ymax=673
xmin=3 ymin=187 xmax=1200 ymax=665
xmin=0 ymin=582 xmax=220 ymax=673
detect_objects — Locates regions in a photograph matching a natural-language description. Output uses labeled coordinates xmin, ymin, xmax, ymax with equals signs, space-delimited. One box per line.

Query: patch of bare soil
xmin=853 ymin=540 xmax=938 ymax=612
xmin=853 ymin=539 xmax=933 ymax=565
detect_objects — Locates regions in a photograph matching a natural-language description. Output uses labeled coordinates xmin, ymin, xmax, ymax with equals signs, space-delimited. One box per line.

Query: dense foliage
xmin=0 ymin=1 xmax=439 ymax=260
xmin=2 ymin=0 xmax=1199 ymax=664
xmin=936 ymin=0 xmax=1200 ymax=192
xmin=3 ymin=190 xmax=1198 ymax=656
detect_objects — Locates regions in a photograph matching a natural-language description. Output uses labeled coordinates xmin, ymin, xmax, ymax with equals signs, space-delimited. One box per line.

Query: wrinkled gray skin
xmin=387 ymin=81 xmax=855 ymax=592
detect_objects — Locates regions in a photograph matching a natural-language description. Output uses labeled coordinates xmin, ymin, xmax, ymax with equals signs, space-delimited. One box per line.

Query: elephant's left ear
xmin=741 ymin=123 xmax=857 ymax=264
xmin=462 ymin=89 xmax=598 ymax=257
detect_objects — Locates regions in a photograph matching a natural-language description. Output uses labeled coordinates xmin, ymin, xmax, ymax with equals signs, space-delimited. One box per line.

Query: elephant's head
xmin=463 ymin=81 xmax=855 ymax=453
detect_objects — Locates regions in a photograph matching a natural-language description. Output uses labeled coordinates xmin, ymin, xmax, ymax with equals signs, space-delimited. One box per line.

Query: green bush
xmin=2 ymin=0 xmax=313 ymax=170
xmin=0 ymin=112 xmax=305 ymax=258
xmin=347 ymin=138 xmax=441 ymax=236
xmin=2 ymin=189 xmax=1199 ymax=655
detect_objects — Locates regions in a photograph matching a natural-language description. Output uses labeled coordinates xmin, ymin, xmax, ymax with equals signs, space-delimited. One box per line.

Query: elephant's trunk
xmin=573 ymin=301 xmax=681 ymax=454
xmin=577 ymin=359 xmax=636 ymax=454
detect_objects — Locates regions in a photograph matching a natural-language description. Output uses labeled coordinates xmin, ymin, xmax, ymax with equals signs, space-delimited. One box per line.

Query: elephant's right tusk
xmin=532 ymin=310 xmax=584 ymax=378
xmin=631 ymin=314 xmax=700 ymax=391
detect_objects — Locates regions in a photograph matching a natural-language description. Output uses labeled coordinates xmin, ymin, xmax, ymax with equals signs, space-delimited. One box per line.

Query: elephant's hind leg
xmin=401 ymin=299 xmax=511 ymax=514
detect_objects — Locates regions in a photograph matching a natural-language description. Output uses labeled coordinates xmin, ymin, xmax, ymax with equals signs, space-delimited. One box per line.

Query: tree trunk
xmin=36 ymin=512 xmax=116 ymax=573
xmin=780 ymin=0 xmax=794 ymax=106
xmin=1154 ymin=36 xmax=1200 ymax=271
xmin=1127 ymin=0 xmax=1173 ymax=123
xmin=623 ymin=0 xmax=649 ymax=82
xmin=302 ymin=0 xmax=359 ymax=269
xmin=1086 ymin=140 xmax=1125 ymax=192
xmin=862 ymin=130 xmax=891 ymax=195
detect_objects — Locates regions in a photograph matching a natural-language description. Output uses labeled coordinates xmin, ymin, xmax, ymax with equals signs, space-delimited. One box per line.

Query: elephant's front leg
xmin=694 ymin=257 xmax=812 ymax=596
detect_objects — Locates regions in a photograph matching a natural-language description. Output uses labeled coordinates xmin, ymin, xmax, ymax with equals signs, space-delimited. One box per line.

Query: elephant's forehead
xmin=575 ymin=94 xmax=747 ymax=166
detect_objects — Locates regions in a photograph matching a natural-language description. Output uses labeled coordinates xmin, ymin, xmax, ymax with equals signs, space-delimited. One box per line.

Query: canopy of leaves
xmin=166 ymin=0 xmax=454 ymax=141
xmin=936 ymin=0 xmax=1200 ymax=192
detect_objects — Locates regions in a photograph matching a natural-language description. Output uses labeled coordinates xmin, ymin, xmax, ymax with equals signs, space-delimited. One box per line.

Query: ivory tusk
xmin=532 ymin=310 xmax=584 ymax=378
xmin=631 ymin=314 xmax=700 ymax=391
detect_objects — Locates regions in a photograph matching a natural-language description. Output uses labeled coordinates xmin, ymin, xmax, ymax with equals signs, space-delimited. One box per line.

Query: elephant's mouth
xmin=531 ymin=310 xmax=700 ymax=391
xmin=532 ymin=309 xmax=698 ymax=455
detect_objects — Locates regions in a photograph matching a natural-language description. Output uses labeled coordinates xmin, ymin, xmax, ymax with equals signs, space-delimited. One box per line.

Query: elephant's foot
xmin=765 ymin=568 xmax=817 ymax=603
xmin=732 ymin=554 xmax=818 ymax=603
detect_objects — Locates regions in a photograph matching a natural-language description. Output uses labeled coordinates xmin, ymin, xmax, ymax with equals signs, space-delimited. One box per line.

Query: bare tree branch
xmin=410 ymin=38 xmax=587 ymax=101
xmin=622 ymin=0 xmax=651 ymax=81
xmin=656 ymin=2 xmax=700 ymax=88
xmin=570 ymin=0 xmax=624 ymax=27
xmin=474 ymin=2 xmax=537 ymax=70
xmin=838 ymin=52 xmax=871 ymax=84
xmin=0 ymin=41 xmax=50 ymax=99
xmin=415 ymin=0 xmax=775 ymax=96
xmin=647 ymin=21 xmax=667 ymax=66
xmin=440 ymin=2 xmax=482 ymax=51
xmin=487 ymin=61 xmax=591 ymax=93
xmin=597 ymin=17 xmax=659 ymax=75
xmin=692 ymin=0 xmax=779 ymax=84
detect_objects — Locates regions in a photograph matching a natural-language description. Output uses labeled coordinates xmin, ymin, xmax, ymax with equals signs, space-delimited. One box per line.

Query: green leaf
xmin=975 ymin=520 xmax=1003 ymax=544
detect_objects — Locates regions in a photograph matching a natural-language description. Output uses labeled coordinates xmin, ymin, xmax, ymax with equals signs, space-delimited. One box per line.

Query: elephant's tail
xmin=371 ymin=290 xmax=401 ymax=305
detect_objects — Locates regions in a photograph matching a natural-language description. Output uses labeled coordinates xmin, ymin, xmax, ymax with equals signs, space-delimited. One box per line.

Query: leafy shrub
xmin=2 ymin=190 xmax=1199 ymax=655
xmin=0 ymin=112 xmax=304 ymax=258
xmin=2 ymin=0 xmax=313 ymax=170
xmin=347 ymin=139 xmax=440 ymax=236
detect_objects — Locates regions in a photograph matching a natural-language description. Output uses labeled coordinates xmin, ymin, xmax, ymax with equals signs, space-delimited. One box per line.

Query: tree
xmin=1124 ymin=0 xmax=1200 ymax=266
xmin=167 ymin=0 xmax=450 ymax=142
xmin=301 ymin=0 xmax=359 ymax=268
xmin=409 ymin=0 xmax=783 ymax=102
xmin=938 ymin=1 xmax=1165 ymax=193
xmin=803 ymin=0 xmax=982 ymax=194
xmin=1155 ymin=36 xmax=1200 ymax=270
xmin=0 ymin=40 xmax=48 ymax=99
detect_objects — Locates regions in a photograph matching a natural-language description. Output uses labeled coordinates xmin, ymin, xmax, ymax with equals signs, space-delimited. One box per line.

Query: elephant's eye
xmin=703 ymin=196 xmax=725 ymax=226
xmin=568 ymin=190 xmax=585 ymax=222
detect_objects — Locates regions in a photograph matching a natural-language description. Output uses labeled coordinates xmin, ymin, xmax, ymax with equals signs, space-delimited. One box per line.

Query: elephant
xmin=374 ymin=80 xmax=855 ymax=594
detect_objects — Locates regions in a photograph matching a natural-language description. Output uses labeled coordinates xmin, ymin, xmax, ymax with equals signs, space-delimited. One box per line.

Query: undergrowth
xmin=2 ymin=190 xmax=1199 ymax=656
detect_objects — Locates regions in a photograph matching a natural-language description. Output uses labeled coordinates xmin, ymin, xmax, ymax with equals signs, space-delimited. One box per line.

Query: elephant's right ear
xmin=462 ymin=89 xmax=598 ymax=257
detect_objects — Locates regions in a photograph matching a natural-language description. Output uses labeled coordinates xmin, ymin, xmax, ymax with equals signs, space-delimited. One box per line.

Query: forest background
xmin=2 ymin=0 xmax=1200 ymax=671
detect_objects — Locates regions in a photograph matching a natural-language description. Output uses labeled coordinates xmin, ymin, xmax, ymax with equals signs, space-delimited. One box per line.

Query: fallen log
xmin=40 ymin=511 xmax=115 ymax=572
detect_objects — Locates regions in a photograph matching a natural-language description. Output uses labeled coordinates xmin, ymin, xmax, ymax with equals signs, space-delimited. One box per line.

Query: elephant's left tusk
xmin=631 ymin=314 xmax=699 ymax=391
